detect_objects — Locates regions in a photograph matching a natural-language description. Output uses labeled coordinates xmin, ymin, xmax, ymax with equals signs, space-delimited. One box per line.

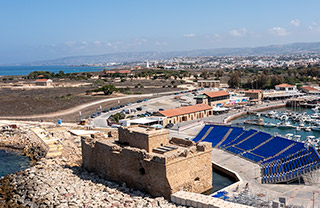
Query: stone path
xmin=31 ymin=127 xmax=64 ymax=158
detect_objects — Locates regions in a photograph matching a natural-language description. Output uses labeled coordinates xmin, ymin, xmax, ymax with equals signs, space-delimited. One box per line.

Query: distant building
xmin=155 ymin=104 xmax=213 ymax=126
xmin=245 ymin=90 xmax=263 ymax=101
xmin=275 ymin=83 xmax=296 ymax=91
xmin=300 ymin=86 xmax=320 ymax=95
xmin=35 ymin=79 xmax=53 ymax=86
xmin=204 ymin=91 xmax=230 ymax=107
xmin=105 ymin=70 xmax=132 ymax=74
xmin=197 ymin=80 xmax=220 ymax=88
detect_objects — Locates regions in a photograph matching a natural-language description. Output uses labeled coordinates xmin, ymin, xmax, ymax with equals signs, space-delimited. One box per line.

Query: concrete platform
xmin=212 ymin=148 xmax=320 ymax=208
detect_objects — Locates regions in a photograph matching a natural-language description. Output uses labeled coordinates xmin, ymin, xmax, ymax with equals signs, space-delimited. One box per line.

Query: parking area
xmin=88 ymin=90 xmax=203 ymax=128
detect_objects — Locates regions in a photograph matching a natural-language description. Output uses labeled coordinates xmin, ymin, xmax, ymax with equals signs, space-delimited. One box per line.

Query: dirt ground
xmin=0 ymin=86 xmax=183 ymax=123
xmin=0 ymin=87 xmax=99 ymax=116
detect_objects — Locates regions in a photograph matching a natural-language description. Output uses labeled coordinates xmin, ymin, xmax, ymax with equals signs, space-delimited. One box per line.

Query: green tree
xmin=228 ymin=72 xmax=241 ymax=88
xmin=101 ymin=84 xmax=117 ymax=95
xmin=215 ymin=69 xmax=224 ymax=78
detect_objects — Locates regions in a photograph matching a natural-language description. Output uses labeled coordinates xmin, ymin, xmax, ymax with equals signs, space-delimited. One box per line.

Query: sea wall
xmin=225 ymin=103 xmax=286 ymax=123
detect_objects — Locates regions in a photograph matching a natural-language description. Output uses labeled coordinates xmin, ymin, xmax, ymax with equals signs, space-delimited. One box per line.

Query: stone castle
xmin=81 ymin=125 xmax=212 ymax=199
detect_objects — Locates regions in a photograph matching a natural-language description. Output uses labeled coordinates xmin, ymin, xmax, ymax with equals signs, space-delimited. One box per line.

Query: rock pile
xmin=1 ymin=158 xmax=186 ymax=208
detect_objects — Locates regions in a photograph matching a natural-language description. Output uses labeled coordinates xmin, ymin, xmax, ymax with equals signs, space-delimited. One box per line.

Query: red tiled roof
xmin=301 ymin=86 xmax=319 ymax=92
xmin=118 ymin=70 xmax=131 ymax=74
xmin=275 ymin=83 xmax=294 ymax=88
xmin=159 ymin=104 xmax=212 ymax=118
xmin=204 ymin=91 xmax=229 ymax=98
xmin=35 ymin=79 xmax=50 ymax=82
xmin=245 ymin=90 xmax=262 ymax=93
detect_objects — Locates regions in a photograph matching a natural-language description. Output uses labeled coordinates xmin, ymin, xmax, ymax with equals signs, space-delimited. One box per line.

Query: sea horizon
xmin=0 ymin=65 xmax=110 ymax=76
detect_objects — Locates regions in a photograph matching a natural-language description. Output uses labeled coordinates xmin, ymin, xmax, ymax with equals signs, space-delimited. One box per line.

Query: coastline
xmin=0 ymin=65 xmax=108 ymax=76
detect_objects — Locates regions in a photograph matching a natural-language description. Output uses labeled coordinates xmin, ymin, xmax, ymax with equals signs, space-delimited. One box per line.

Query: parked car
xmin=144 ymin=98 xmax=149 ymax=101
xmin=97 ymin=112 xmax=101 ymax=116
xmin=159 ymin=108 xmax=164 ymax=111
xmin=137 ymin=100 xmax=142 ymax=103
xmin=102 ymin=109 xmax=109 ymax=113
xmin=165 ymin=123 xmax=174 ymax=129
xmin=90 ymin=113 xmax=97 ymax=118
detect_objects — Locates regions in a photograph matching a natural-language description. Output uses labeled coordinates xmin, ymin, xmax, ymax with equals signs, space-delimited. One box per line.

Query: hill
xmin=20 ymin=42 xmax=320 ymax=66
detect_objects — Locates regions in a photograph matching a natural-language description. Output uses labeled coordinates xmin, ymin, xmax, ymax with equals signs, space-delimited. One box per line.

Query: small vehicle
xmin=79 ymin=119 xmax=88 ymax=125
xmin=165 ymin=123 xmax=174 ymax=129
xmin=91 ymin=113 xmax=97 ymax=118
xmin=144 ymin=98 xmax=149 ymax=101
xmin=136 ymin=107 xmax=142 ymax=111
xmin=97 ymin=112 xmax=101 ymax=116
xmin=120 ymin=105 xmax=124 ymax=108
xmin=102 ymin=109 xmax=109 ymax=113
xmin=110 ymin=107 xmax=116 ymax=111
xmin=137 ymin=100 xmax=143 ymax=103
xmin=159 ymin=108 xmax=164 ymax=111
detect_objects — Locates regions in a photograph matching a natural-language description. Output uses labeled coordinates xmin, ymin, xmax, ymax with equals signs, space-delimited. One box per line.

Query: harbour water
xmin=0 ymin=66 xmax=109 ymax=76
xmin=0 ymin=148 xmax=30 ymax=178
xmin=232 ymin=107 xmax=320 ymax=141
xmin=203 ymin=169 xmax=236 ymax=195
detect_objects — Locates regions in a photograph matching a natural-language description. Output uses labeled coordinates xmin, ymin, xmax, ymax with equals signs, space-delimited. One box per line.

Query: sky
xmin=1 ymin=0 xmax=320 ymax=64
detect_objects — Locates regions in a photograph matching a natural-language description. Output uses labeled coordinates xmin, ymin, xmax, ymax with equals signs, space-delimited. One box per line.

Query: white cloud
xmin=93 ymin=40 xmax=102 ymax=46
xmin=229 ymin=28 xmax=247 ymax=37
xmin=184 ymin=33 xmax=196 ymax=38
xmin=308 ymin=22 xmax=320 ymax=32
xmin=154 ymin=41 xmax=167 ymax=46
xmin=289 ymin=19 xmax=300 ymax=27
xmin=64 ymin=41 xmax=77 ymax=47
xmin=269 ymin=27 xmax=290 ymax=36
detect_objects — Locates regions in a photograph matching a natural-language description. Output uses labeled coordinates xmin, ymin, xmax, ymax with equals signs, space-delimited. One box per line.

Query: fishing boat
xmin=264 ymin=122 xmax=277 ymax=127
xmin=294 ymin=135 xmax=301 ymax=142
xmin=277 ymin=121 xmax=293 ymax=129
xmin=312 ymin=126 xmax=320 ymax=131
xmin=304 ymin=127 xmax=312 ymax=132
xmin=285 ymin=133 xmax=293 ymax=139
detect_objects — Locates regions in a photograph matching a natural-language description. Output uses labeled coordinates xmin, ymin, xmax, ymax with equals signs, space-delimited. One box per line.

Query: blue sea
xmin=0 ymin=148 xmax=30 ymax=177
xmin=0 ymin=66 xmax=109 ymax=76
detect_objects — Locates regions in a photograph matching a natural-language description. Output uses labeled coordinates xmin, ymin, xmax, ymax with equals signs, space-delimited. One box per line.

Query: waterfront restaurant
xmin=204 ymin=91 xmax=230 ymax=107
xmin=300 ymin=86 xmax=320 ymax=95
xmin=275 ymin=83 xmax=297 ymax=91
xmin=245 ymin=89 xmax=263 ymax=101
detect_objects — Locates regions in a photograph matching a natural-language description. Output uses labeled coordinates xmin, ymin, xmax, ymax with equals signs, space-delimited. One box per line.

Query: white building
xmin=275 ymin=83 xmax=297 ymax=92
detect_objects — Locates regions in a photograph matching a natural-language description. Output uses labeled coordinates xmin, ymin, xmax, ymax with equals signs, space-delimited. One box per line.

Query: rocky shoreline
xmin=0 ymin=158 xmax=186 ymax=208
xmin=0 ymin=127 xmax=47 ymax=163
xmin=0 ymin=125 xmax=187 ymax=207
